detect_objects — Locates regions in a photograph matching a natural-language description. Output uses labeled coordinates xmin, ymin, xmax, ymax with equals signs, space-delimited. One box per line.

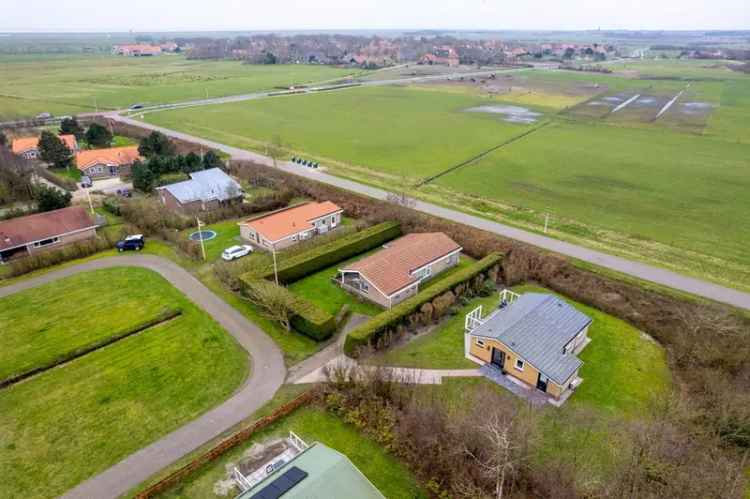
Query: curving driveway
xmin=0 ymin=255 xmax=286 ymax=499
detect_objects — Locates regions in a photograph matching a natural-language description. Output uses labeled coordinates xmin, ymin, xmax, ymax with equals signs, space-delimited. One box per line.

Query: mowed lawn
xmin=0 ymin=54 xmax=354 ymax=119
xmin=371 ymin=284 xmax=669 ymax=415
xmin=0 ymin=268 xmax=181 ymax=381
xmin=158 ymin=405 xmax=426 ymax=499
xmin=0 ymin=267 xmax=248 ymax=499
xmin=436 ymin=119 xmax=750 ymax=286
xmin=144 ymin=85 xmax=537 ymax=179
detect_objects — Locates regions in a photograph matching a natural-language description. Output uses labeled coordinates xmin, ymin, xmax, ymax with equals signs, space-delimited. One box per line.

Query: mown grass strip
xmin=0 ymin=308 xmax=182 ymax=389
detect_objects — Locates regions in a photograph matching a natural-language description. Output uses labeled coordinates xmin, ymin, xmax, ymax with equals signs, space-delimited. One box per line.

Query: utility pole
xmin=94 ymin=97 xmax=98 ymax=113
xmin=85 ymin=185 xmax=94 ymax=214
xmin=196 ymin=217 xmax=207 ymax=261
xmin=272 ymin=244 xmax=279 ymax=285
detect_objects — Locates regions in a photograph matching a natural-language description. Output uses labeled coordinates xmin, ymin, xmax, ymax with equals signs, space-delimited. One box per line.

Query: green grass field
xmin=0 ymin=54 xmax=354 ymax=119
xmin=433 ymin=119 xmax=750 ymax=288
xmin=144 ymin=85 xmax=537 ymax=179
xmin=141 ymin=63 xmax=750 ymax=291
xmin=0 ymin=267 xmax=248 ymax=499
xmin=156 ymin=405 xmax=426 ymax=499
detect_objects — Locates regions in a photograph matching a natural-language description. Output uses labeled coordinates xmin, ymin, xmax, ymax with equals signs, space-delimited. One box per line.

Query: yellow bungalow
xmin=464 ymin=290 xmax=592 ymax=402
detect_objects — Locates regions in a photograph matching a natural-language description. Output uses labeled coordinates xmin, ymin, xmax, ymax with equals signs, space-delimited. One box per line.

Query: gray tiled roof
xmin=158 ymin=168 xmax=242 ymax=204
xmin=472 ymin=293 xmax=591 ymax=384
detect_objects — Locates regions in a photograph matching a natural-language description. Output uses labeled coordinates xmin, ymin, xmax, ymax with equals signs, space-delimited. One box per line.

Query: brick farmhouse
xmin=12 ymin=135 xmax=79 ymax=160
xmin=75 ymin=146 xmax=141 ymax=179
xmin=338 ymin=232 xmax=462 ymax=308
xmin=239 ymin=201 xmax=342 ymax=251
xmin=0 ymin=206 xmax=97 ymax=262
xmin=157 ymin=168 xmax=243 ymax=213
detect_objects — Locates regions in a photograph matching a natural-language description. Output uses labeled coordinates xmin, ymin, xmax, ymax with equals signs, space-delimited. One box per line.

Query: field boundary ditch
xmin=416 ymin=120 xmax=551 ymax=187
xmin=0 ymin=308 xmax=182 ymax=390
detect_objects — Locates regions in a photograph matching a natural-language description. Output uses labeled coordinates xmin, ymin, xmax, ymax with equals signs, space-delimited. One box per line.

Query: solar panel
xmin=252 ymin=466 xmax=308 ymax=499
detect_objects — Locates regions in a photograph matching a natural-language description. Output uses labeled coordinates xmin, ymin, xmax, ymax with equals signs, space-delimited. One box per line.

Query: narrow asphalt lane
xmin=0 ymin=255 xmax=286 ymax=499
xmin=112 ymin=115 xmax=750 ymax=311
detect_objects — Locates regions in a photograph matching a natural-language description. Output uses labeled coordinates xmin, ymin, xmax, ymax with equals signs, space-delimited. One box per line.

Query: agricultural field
xmin=143 ymin=61 xmax=750 ymax=291
xmin=0 ymin=54 xmax=355 ymax=119
xmin=143 ymin=84 xmax=540 ymax=179
xmin=0 ymin=267 xmax=248 ymax=499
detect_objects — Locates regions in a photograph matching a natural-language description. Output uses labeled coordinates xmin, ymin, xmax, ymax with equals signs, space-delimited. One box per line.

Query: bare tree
xmin=464 ymin=408 xmax=519 ymax=499
xmin=243 ymin=280 xmax=294 ymax=331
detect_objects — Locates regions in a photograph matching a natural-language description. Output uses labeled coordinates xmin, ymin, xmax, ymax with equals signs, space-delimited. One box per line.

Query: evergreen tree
xmin=34 ymin=183 xmax=72 ymax=212
xmin=138 ymin=131 xmax=175 ymax=158
xmin=202 ymin=150 xmax=224 ymax=170
xmin=38 ymin=131 xmax=73 ymax=169
xmin=131 ymin=160 xmax=156 ymax=193
xmin=85 ymin=123 xmax=113 ymax=148
xmin=59 ymin=117 xmax=85 ymax=140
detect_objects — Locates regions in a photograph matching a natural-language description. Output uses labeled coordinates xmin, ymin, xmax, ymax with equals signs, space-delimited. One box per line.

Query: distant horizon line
xmin=1 ymin=27 xmax=749 ymax=35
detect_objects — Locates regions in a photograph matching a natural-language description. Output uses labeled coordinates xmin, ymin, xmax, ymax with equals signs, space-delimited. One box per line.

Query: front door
xmin=536 ymin=374 xmax=549 ymax=393
xmin=490 ymin=348 xmax=505 ymax=370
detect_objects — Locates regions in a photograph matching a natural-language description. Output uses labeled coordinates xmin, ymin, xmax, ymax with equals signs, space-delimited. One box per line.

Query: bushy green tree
xmin=85 ymin=123 xmax=113 ymax=148
xmin=202 ymin=150 xmax=224 ymax=170
xmin=33 ymin=183 xmax=72 ymax=212
xmin=182 ymin=152 xmax=202 ymax=173
xmin=138 ymin=131 xmax=175 ymax=158
xmin=131 ymin=160 xmax=156 ymax=193
xmin=60 ymin=117 xmax=85 ymax=140
xmin=38 ymin=131 xmax=73 ymax=169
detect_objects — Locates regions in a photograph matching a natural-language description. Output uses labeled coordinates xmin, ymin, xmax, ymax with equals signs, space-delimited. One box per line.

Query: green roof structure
xmin=237 ymin=442 xmax=384 ymax=499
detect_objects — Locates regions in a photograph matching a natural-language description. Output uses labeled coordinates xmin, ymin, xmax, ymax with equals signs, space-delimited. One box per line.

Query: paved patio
xmin=479 ymin=364 xmax=557 ymax=407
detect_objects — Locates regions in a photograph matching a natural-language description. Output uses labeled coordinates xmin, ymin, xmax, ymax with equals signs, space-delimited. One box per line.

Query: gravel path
xmin=112 ymin=115 xmax=750 ymax=311
xmin=0 ymin=255 xmax=286 ymax=499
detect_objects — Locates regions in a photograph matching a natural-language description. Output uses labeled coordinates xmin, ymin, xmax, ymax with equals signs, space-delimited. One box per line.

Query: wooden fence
xmin=135 ymin=389 xmax=317 ymax=499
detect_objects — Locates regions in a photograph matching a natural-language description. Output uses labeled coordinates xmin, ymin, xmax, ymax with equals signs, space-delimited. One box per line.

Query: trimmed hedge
xmin=241 ymin=278 xmax=336 ymax=341
xmin=253 ymin=221 xmax=401 ymax=283
xmin=289 ymin=297 xmax=336 ymax=341
xmin=344 ymin=252 xmax=503 ymax=356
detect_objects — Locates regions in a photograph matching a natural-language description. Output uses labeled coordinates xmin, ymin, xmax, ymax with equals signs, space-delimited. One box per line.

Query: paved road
xmin=0 ymin=255 xmax=286 ymax=499
xmin=112 ymin=115 xmax=750 ymax=311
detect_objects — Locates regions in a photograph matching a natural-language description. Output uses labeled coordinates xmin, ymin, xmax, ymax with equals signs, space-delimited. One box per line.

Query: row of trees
xmin=131 ymin=131 xmax=225 ymax=192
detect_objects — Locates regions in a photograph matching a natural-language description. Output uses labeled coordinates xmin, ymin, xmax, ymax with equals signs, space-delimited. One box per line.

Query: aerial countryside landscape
xmin=0 ymin=2 xmax=749 ymax=499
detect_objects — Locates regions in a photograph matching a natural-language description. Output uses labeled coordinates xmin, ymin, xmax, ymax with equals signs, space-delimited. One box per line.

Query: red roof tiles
xmin=341 ymin=233 xmax=462 ymax=296
xmin=0 ymin=206 xmax=96 ymax=251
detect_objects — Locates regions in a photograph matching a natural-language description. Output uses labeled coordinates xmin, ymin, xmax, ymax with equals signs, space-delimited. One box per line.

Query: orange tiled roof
xmin=341 ymin=233 xmax=462 ymax=296
xmin=75 ymin=146 xmax=141 ymax=171
xmin=242 ymin=201 xmax=342 ymax=242
xmin=11 ymin=134 xmax=78 ymax=155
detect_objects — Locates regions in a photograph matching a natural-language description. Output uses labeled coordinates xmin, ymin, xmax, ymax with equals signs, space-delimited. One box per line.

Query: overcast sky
xmin=2 ymin=0 xmax=748 ymax=32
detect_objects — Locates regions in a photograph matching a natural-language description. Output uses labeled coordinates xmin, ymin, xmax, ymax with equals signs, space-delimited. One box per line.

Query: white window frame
xmin=475 ymin=338 xmax=485 ymax=347
xmin=515 ymin=359 xmax=524 ymax=371
xmin=33 ymin=236 xmax=60 ymax=248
